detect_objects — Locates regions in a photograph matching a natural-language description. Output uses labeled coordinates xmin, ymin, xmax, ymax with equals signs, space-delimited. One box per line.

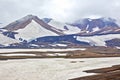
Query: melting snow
xmin=46 ymin=53 xmax=67 ymax=56
xmin=15 ymin=20 xmax=58 ymax=41
xmin=86 ymin=25 xmax=89 ymax=30
xmin=92 ymin=27 xmax=100 ymax=32
xmin=116 ymin=46 xmax=120 ymax=49
xmin=49 ymin=20 xmax=80 ymax=34
xmin=0 ymin=57 xmax=120 ymax=80
xmin=0 ymin=48 xmax=86 ymax=53
xmin=51 ymin=44 xmax=67 ymax=47
xmin=77 ymin=34 xmax=120 ymax=46
xmin=0 ymin=54 xmax=36 ymax=56
xmin=0 ymin=33 xmax=19 ymax=46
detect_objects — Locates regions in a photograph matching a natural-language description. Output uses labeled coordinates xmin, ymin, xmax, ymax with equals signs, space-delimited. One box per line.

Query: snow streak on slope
xmin=0 ymin=54 xmax=36 ymax=56
xmin=92 ymin=27 xmax=100 ymax=32
xmin=0 ymin=33 xmax=19 ymax=46
xmin=77 ymin=34 xmax=120 ymax=46
xmin=15 ymin=20 xmax=58 ymax=41
xmin=49 ymin=20 xmax=80 ymax=34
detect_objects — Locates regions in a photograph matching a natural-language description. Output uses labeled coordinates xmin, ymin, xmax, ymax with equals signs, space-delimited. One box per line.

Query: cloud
xmin=0 ymin=0 xmax=120 ymax=26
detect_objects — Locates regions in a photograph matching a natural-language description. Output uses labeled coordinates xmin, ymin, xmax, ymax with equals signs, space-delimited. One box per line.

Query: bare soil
xmin=0 ymin=48 xmax=120 ymax=60
xmin=70 ymin=65 xmax=120 ymax=80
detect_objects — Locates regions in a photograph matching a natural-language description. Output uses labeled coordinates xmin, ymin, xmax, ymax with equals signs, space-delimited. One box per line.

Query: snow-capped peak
xmin=16 ymin=14 xmax=35 ymax=22
xmin=15 ymin=20 xmax=59 ymax=41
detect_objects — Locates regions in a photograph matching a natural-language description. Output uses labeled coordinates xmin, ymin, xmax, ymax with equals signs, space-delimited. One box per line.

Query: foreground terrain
xmin=0 ymin=48 xmax=120 ymax=80
xmin=70 ymin=65 xmax=120 ymax=80
xmin=0 ymin=57 xmax=120 ymax=80
xmin=0 ymin=47 xmax=120 ymax=59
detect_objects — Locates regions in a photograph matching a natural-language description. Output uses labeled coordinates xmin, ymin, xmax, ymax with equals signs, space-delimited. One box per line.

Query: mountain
xmin=3 ymin=15 xmax=82 ymax=42
xmin=69 ymin=17 xmax=120 ymax=35
xmin=3 ymin=15 xmax=65 ymax=42
xmin=0 ymin=15 xmax=120 ymax=48
xmin=41 ymin=17 xmax=120 ymax=47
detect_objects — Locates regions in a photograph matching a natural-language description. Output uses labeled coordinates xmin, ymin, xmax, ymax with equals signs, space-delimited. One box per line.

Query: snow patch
xmin=46 ymin=53 xmax=67 ymax=56
xmin=0 ymin=57 xmax=120 ymax=80
xmin=86 ymin=25 xmax=89 ymax=30
xmin=30 ymin=44 xmax=39 ymax=47
xmin=49 ymin=20 xmax=66 ymax=30
xmin=51 ymin=44 xmax=67 ymax=47
xmin=87 ymin=15 xmax=102 ymax=19
xmin=63 ymin=25 xmax=80 ymax=34
xmin=0 ymin=48 xmax=86 ymax=53
xmin=77 ymin=34 xmax=120 ymax=46
xmin=92 ymin=27 xmax=100 ymax=32
xmin=0 ymin=54 xmax=36 ymax=56
xmin=100 ymin=30 xmax=113 ymax=34
xmin=116 ymin=46 xmax=120 ymax=49
xmin=0 ymin=33 xmax=19 ymax=46
xmin=15 ymin=20 xmax=58 ymax=41
xmin=49 ymin=20 xmax=80 ymax=34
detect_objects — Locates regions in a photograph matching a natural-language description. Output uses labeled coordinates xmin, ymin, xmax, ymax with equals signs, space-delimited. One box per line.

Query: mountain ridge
xmin=0 ymin=15 xmax=120 ymax=48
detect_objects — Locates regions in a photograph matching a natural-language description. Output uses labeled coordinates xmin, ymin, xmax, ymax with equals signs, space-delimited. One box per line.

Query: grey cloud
xmin=0 ymin=0 xmax=120 ymax=27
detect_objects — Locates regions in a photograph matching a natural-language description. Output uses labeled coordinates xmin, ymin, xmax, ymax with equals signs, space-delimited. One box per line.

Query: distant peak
xmin=15 ymin=14 xmax=37 ymax=23
xmin=42 ymin=18 xmax=53 ymax=23
xmin=27 ymin=14 xmax=34 ymax=16
xmin=23 ymin=14 xmax=35 ymax=19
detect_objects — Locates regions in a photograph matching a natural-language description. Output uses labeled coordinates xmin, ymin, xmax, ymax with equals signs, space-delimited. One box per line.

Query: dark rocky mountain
xmin=106 ymin=38 xmax=120 ymax=47
xmin=71 ymin=18 xmax=119 ymax=31
xmin=69 ymin=17 xmax=120 ymax=35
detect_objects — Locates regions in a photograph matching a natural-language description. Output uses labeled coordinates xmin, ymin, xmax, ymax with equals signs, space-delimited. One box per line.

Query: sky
xmin=0 ymin=0 xmax=120 ymax=26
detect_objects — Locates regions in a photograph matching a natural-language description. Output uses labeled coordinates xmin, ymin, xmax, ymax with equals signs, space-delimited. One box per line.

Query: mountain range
xmin=0 ymin=14 xmax=120 ymax=48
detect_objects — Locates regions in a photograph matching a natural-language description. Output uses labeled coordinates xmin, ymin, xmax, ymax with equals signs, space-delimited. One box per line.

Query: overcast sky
xmin=0 ymin=0 xmax=120 ymax=26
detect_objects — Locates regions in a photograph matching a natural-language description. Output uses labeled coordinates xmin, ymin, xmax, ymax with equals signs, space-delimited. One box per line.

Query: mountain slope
xmin=4 ymin=15 xmax=64 ymax=35
xmin=0 ymin=33 xmax=19 ymax=46
xmin=3 ymin=15 xmax=65 ymax=41
xmin=106 ymin=38 xmax=120 ymax=47
xmin=70 ymin=17 xmax=120 ymax=35
xmin=15 ymin=20 xmax=58 ymax=41
xmin=76 ymin=34 xmax=120 ymax=46
xmin=48 ymin=19 xmax=80 ymax=34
